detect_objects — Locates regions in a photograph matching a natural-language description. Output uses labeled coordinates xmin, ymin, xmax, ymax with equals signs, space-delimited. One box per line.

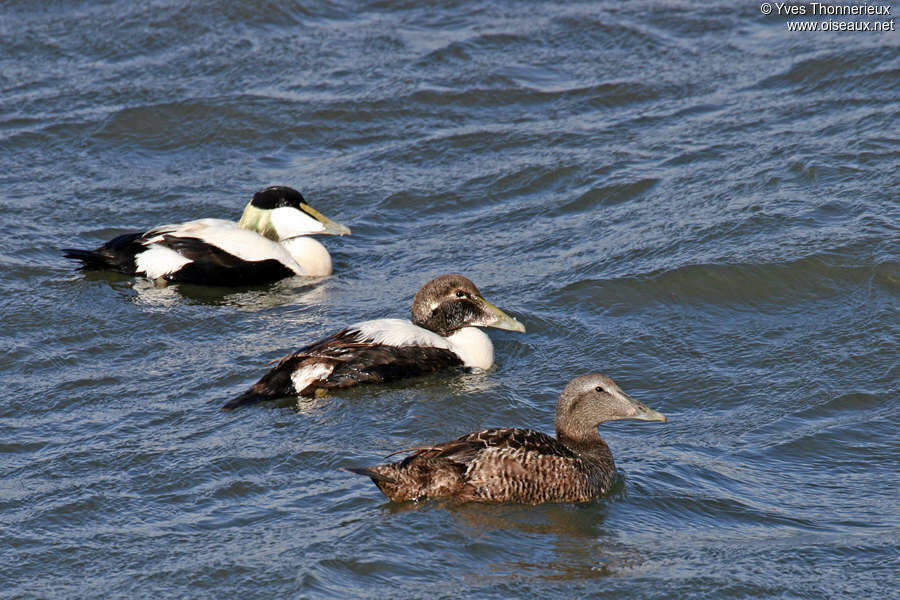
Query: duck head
xmin=555 ymin=373 xmax=666 ymax=442
xmin=238 ymin=186 xmax=351 ymax=241
xmin=411 ymin=274 xmax=526 ymax=337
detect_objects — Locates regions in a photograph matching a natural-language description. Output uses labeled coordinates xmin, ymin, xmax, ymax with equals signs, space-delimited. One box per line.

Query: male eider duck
xmin=347 ymin=373 xmax=666 ymax=504
xmin=223 ymin=274 xmax=525 ymax=410
xmin=63 ymin=186 xmax=350 ymax=286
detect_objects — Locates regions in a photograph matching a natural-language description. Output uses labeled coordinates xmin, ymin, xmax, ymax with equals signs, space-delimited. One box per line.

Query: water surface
xmin=1 ymin=1 xmax=898 ymax=598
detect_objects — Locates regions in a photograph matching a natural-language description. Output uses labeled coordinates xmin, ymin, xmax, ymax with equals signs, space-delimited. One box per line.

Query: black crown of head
xmin=251 ymin=186 xmax=306 ymax=210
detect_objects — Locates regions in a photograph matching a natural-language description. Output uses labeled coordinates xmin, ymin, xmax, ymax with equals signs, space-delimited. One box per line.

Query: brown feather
xmin=347 ymin=373 xmax=666 ymax=504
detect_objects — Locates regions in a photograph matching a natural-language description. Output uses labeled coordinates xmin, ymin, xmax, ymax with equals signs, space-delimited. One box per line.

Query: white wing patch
xmin=134 ymin=246 xmax=192 ymax=279
xmin=291 ymin=362 xmax=335 ymax=393
xmin=350 ymin=320 xmax=495 ymax=369
xmin=350 ymin=319 xmax=453 ymax=348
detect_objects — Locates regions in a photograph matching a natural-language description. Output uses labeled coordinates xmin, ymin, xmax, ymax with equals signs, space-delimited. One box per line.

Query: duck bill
xmin=625 ymin=393 xmax=667 ymax=423
xmin=301 ymin=203 xmax=352 ymax=236
xmin=633 ymin=405 xmax=667 ymax=423
xmin=474 ymin=297 xmax=526 ymax=332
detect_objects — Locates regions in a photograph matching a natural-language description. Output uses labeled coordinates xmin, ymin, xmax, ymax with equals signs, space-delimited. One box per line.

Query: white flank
xmin=291 ymin=362 xmax=335 ymax=393
xmin=134 ymin=246 xmax=192 ymax=279
xmin=143 ymin=219 xmax=303 ymax=274
xmin=271 ymin=206 xmax=325 ymax=239
xmin=445 ymin=327 xmax=494 ymax=370
xmin=350 ymin=320 xmax=495 ymax=369
xmin=281 ymin=237 xmax=332 ymax=276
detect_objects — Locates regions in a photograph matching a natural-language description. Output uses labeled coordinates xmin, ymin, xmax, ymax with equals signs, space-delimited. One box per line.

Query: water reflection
xmin=460 ymin=501 xmax=646 ymax=583
xmin=375 ymin=478 xmax=637 ymax=582
xmin=126 ymin=275 xmax=331 ymax=310
xmin=287 ymin=395 xmax=331 ymax=417
xmin=449 ymin=501 xmax=609 ymax=538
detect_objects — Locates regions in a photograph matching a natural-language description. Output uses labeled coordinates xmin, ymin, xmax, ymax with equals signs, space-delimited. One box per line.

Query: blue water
xmin=1 ymin=1 xmax=898 ymax=598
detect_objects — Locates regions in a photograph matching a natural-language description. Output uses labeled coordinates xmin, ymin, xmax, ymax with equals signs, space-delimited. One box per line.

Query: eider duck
xmin=223 ymin=274 xmax=525 ymax=410
xmin=62 ymin=186 xmax=350 ymax=286
xmin=347 ymin=373 xmax=666 ymax=504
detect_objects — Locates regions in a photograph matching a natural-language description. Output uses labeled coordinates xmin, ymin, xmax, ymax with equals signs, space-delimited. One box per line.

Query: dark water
xmin=2 ymin=1 xmax=898 ymax=598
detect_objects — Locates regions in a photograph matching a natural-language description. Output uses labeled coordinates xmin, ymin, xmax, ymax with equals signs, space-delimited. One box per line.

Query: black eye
xmin=455 ymin=290 xmax=466 ymax=298
xmin=595 ymin=386 xmax=605 ymax=393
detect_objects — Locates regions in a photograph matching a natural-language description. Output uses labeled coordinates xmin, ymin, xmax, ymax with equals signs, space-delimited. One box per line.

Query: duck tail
xmin=62 ymin=248 xmax=115 ymax=270
xmin=222 ymin=388 xmax=272 ymax=410
xmin=62 ymin=232 xmax=145 ymax=273
xmin=344 ymin=465 xmax=423 ymax=501
xmin=343 ymin=466 xmax=398 ymax=486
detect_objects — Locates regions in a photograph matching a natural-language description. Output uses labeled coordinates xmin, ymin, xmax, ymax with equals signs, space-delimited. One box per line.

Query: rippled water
xmin=2 ymin=1 xmax=898 ymax=598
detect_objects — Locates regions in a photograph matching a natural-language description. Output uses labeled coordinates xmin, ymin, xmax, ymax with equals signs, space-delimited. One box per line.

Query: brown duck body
xmin=348 ymin=373 xmax=666 ymax=505
xmin=353 ymin=428 xmax=617 ymax=504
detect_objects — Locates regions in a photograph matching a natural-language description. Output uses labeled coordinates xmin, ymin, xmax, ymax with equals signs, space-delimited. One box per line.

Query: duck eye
xmin=455 ymin=290 xmax=466 ymax=298
xmin=595 ymin=386 xmax=605 ymax=393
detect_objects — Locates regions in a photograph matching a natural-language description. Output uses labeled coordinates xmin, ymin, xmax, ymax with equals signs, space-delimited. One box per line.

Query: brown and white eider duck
xmin=62 ymin=186 xmax=350 ymax=286
xmin=222 ymin=274 xmax=525 ymax=410
xmin=346 ymin=373 xmax=666 ymax=504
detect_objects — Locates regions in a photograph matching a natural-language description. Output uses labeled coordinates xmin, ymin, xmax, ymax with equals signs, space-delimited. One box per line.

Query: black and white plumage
xmin=223 ymin=274 xmax=526 ymax=410
xmin=62 ymin=186 xmax=350 ymax=286
xmin=347 ymin=373 xmax=667 ymax=505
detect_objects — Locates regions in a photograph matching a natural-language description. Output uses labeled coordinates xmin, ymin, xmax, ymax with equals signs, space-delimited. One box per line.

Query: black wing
xmin=319 ymin=330 xmax=465 ymax=389
xmin=156 ymin=235 xmax=295 ymax=286
xmin=223 ymin=329 xmax=465 ymax=410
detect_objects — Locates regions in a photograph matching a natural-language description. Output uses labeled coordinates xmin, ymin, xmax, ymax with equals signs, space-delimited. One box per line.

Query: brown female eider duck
xmin=346 ymin=373 xmax=666 ymax=504
xmin=222 ymin=274 xmax=526 ymax=410
xmin=63 ymin=186 xmax=350 ymax=286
